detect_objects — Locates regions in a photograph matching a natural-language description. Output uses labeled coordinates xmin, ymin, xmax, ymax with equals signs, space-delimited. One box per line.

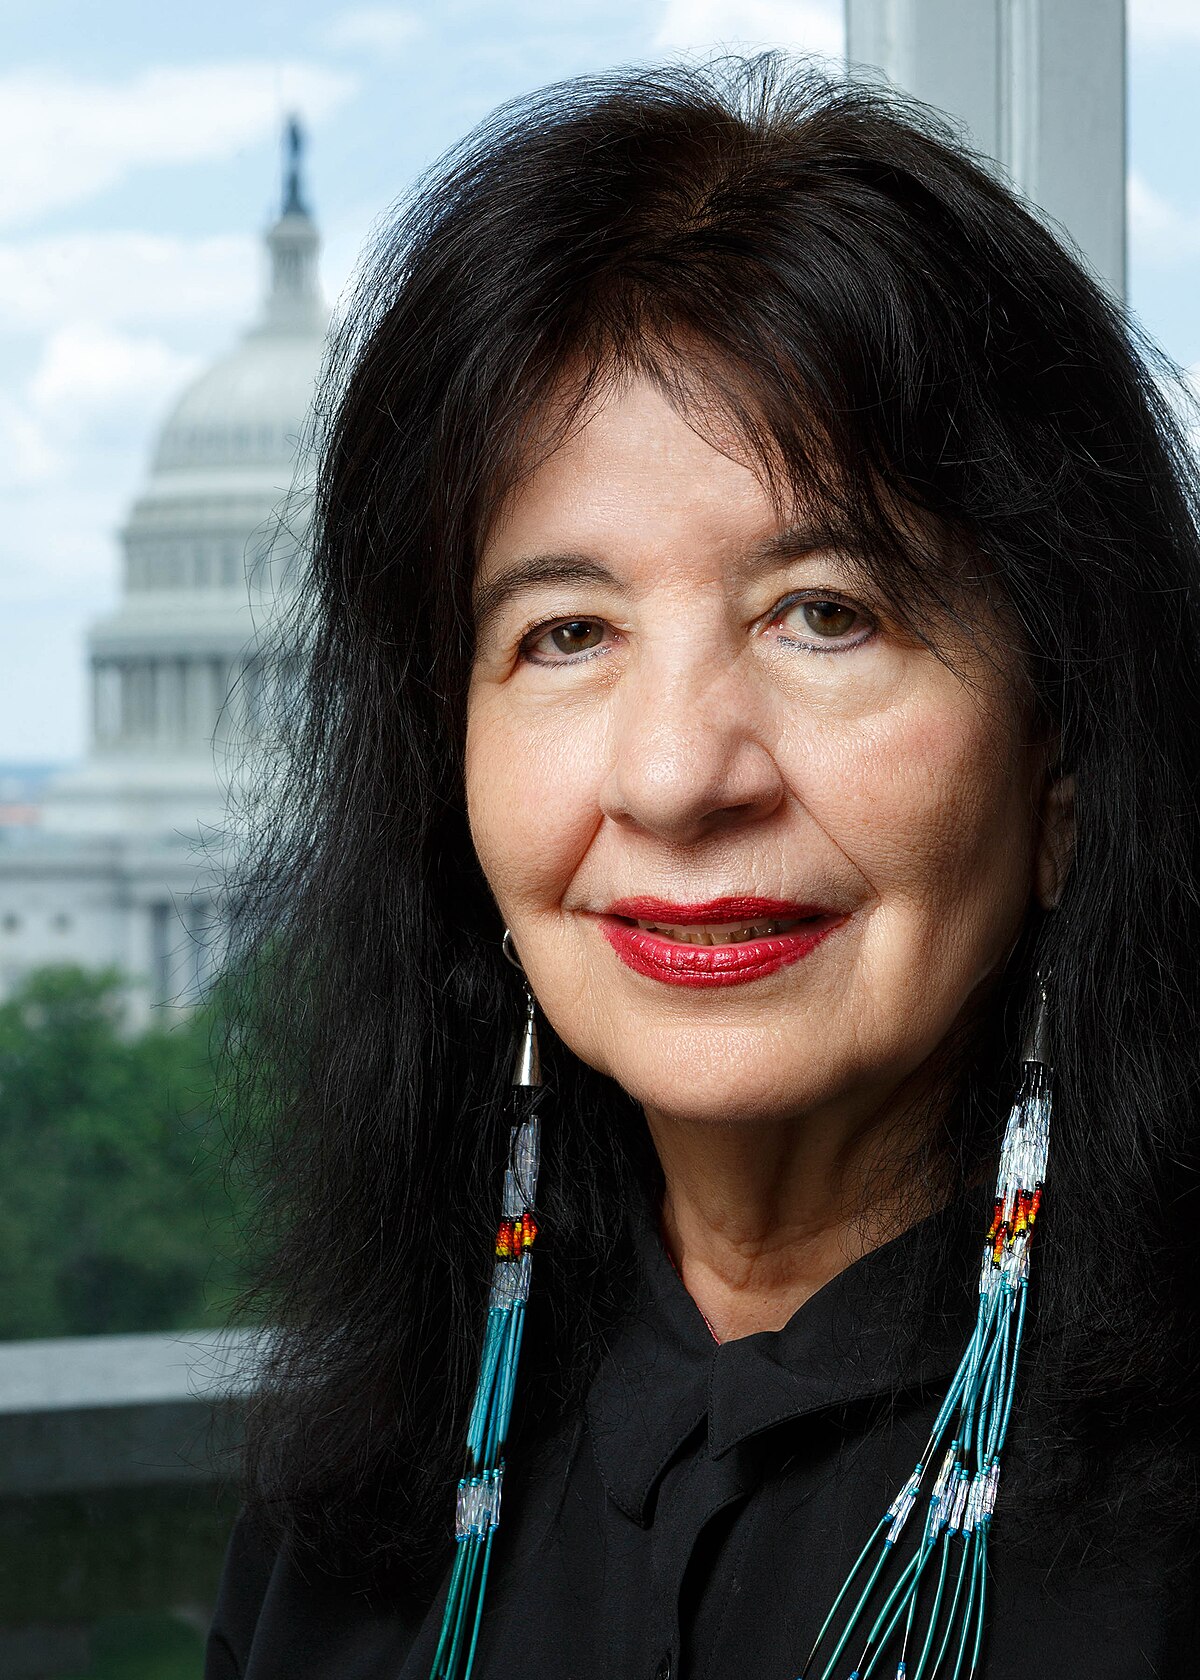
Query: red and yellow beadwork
xmin=495 ymin=1210 xmax=538 ymax=1260
xmin=986 ymin=1183 xmax=1043 ymax=1266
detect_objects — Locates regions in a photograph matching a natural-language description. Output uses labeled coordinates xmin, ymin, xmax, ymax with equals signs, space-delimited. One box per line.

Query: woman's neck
xmin=647 ymin=1079 xmax=947 ymax=1343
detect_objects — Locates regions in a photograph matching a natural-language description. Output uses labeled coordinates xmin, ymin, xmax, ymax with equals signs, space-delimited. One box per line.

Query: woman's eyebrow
xmin=472 ymin=555 xmax=620 ymax=632
xmin=471 ymin=525 xmax=856 ymax=632
xmin=750 ymin=521 xmax=853 ymax=565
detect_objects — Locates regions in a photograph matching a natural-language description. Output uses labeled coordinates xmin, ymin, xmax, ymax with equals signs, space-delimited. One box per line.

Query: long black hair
xmin=219 ymin=53 xmax=1200 ymax=1598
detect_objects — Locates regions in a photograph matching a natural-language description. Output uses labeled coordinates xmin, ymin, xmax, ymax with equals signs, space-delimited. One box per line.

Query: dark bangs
xmin=223 ymin=54 xmax=1200 ymax=1597
xmin=333 ymin=58 xmax=1096 ymax=738
xmin=466 ymin=333 xmax=1003 ymax=694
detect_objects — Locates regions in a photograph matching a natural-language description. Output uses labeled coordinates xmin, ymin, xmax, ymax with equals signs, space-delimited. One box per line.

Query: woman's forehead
xmin=478 ymin=365 xmax=949 ymax=583
xmin=477 ymin=356 xmax=839 ymax=569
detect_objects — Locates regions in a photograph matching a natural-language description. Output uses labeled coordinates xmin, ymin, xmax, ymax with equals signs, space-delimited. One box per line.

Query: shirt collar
xmin=585 ymin=1174 xmax=992 ymax=1525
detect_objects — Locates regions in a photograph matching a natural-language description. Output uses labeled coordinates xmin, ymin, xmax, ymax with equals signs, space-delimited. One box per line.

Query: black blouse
xmin=206 ymin=1179 xmax=1196 ymax=1679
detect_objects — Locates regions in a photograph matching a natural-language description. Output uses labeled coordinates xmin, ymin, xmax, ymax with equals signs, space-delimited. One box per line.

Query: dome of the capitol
xmin=152 ymin=187 xmax=328 ymax=477
xmin=39 ymin=118 xmax=328 ymax=839
xmin=153 ymin=327 xmax=325 ymax=474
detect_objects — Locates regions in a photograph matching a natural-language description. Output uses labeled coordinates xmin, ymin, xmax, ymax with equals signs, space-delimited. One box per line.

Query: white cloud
xmin=29 ymin=323 xmax=199 ymax=429
xmin=0 ymin=232 xmax=257 ymax=333
xmin=323 ymin=6 xmax=424 ymax=56
xmin=0 ymin=61 xmax=356 ymax=232
xmin=0 ymin=393 xmax=58 ymax=488
xmin=0 ymin=324 xmax=200 ymax=604
xmin=1128 ymin=171 xmax=1200 ymax=267
xmin=652 ymin=0 xmax=844 ymax=59
xmin=1129 ymin=0 xmax=1200 ymax=46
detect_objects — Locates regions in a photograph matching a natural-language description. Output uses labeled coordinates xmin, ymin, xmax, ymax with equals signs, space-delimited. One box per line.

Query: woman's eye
xmin=523 ymin=618 xmax=609 ymax=662
xmin=519 ymin=600 xmax=870 ymax=663
xmin=774 ymin=596 xmax=872 ymax=647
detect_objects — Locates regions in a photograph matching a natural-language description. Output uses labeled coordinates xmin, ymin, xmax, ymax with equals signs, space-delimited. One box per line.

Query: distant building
xmin=0 ymin=123 xmax=327 ymax=1029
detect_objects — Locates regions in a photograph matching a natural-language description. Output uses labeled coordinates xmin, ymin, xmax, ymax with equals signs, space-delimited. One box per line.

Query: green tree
xmin=0 ymin=965 xmax=246 ymax=1339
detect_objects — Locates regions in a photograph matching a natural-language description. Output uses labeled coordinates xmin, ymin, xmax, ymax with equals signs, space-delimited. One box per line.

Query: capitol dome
xmin=152 ymin=181 xmax=328 ymax=479
xmin=152 ymin=331 xmax=326 ymax=476
xmin=42 ymin=121 xmax=328 ymax=839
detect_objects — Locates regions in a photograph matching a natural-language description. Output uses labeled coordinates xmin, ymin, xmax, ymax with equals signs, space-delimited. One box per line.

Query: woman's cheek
xmin=465 ymin=689 xmax=602 ymax=911
xmin=465 ymin=696 xmax=518 ymax=899
xmin=793 ymin=696 xmax=1030 ymax=910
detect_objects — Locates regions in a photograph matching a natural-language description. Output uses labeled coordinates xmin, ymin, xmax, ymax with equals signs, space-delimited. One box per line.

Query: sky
xmin=2 ymin=0 xmax=1198 ymax=765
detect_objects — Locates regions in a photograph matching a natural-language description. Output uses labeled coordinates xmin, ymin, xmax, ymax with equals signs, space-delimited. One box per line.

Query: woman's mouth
xmin=626 ymin=915 xmax=805 ymax=944
xmin=597 ymin=896 xmax=847 ymax=987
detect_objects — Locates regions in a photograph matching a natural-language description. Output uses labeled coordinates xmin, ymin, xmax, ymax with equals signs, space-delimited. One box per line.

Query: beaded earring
xmin=798 ymin=971 xmax=1052 ymax=1680
xmin=430 ymin=930 xmax=543 ymax=1680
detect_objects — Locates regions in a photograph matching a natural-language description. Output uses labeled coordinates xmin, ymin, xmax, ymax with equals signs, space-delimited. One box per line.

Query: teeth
xmin=633 ymin=918 xmax=800 ymax=945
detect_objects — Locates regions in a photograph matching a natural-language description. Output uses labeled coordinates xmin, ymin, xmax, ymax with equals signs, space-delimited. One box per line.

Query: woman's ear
xmin=1034 ymin=762 xmax=1076 ymax=910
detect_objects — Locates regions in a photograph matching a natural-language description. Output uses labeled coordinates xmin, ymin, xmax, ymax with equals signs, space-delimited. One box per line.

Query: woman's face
xmin=466 ymin=374 xmax=1067 ymax=1131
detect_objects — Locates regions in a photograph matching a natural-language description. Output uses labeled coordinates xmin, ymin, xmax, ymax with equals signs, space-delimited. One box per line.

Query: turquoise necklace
xmin=430 ymin=974 xmax=1051 ymax=1680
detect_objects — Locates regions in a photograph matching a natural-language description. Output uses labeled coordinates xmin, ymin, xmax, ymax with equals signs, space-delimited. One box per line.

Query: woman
xmin=207 ymin=54 xmax=1200 ymax=1679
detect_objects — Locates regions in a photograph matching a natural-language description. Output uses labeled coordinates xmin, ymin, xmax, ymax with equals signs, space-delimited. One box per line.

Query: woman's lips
xmin=598 ymin=896 xmax=847 ymax=988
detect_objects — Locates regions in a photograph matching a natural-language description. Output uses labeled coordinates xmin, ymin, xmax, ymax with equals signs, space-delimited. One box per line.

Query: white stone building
xmin=0 ymin=126 xmax=327 ymax=1030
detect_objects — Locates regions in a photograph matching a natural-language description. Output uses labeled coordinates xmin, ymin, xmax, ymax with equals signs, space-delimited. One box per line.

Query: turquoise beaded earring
xmin=429 ymin=930 xmax=543 ymax=1680
xmin=797 ymin=971 xmax=1052 ymax=1680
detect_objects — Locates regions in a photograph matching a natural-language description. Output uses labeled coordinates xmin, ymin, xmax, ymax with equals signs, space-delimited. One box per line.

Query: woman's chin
xmin=597 ymin=1056 xmax=848 ymax=1131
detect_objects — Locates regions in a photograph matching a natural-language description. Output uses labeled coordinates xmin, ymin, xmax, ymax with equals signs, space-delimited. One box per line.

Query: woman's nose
xmin=598 ymin=656 xmax=785 ymax=844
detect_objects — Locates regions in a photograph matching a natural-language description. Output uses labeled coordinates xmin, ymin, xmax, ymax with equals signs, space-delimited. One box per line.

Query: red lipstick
xmin=599 ymin=896 xmax=846 ymax=988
